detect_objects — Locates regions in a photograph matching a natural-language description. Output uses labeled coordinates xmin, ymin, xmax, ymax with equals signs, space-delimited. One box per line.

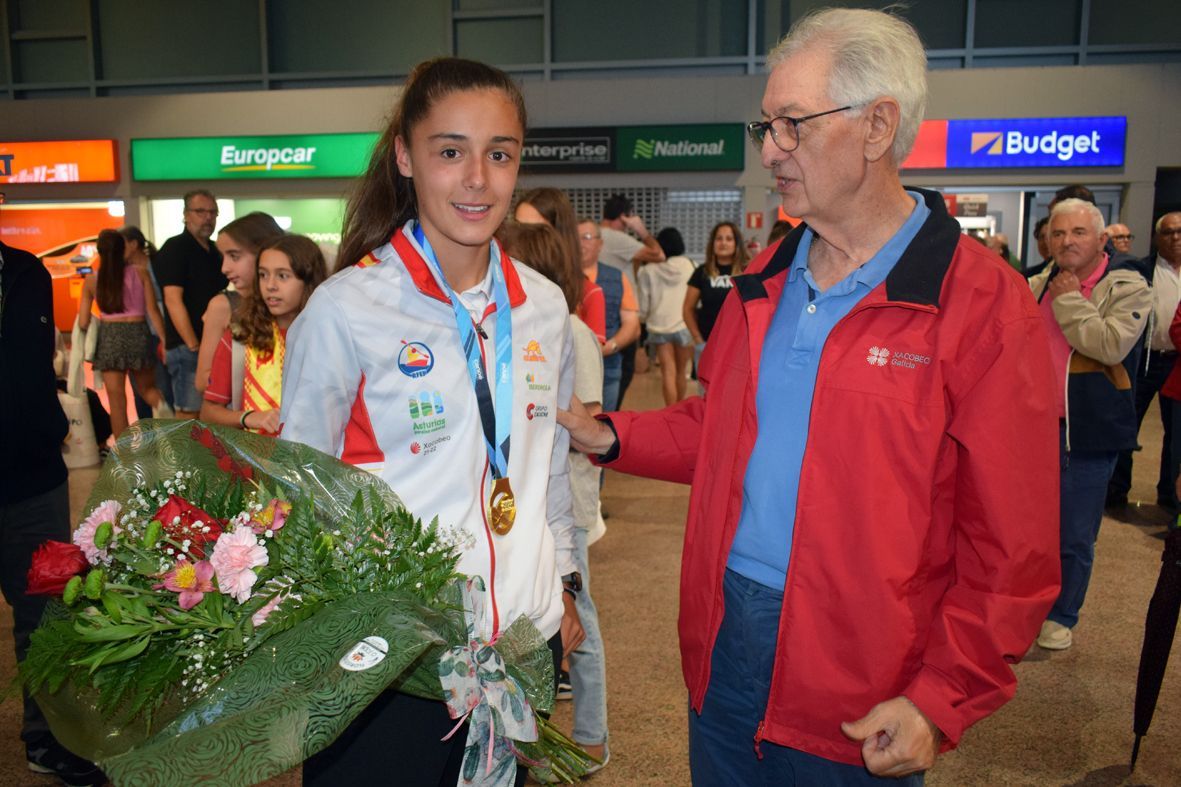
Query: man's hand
xmin=620 ymin=212 xmax=650 ymax=239
xmin=840 ymin=696 xmax=942 ymax=777
xmin=557 ymin=395 xmax=617 ymax=456
xmin=1046 ymin=270 xmax=1081 ymax=300
xmin=560 ymin=591 xmax=585 ymax=654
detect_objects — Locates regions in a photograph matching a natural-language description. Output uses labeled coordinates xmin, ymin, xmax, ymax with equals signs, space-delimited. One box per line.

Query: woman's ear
xmin=863 ymin=97 xmax=901 ymax=164
xmin=394 ymin=135 xmax=413 ymax=178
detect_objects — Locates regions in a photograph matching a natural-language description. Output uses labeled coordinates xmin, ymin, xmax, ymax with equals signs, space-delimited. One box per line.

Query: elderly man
xmin=559 ymin=8 xmax=1059 ymax=784
xmin=1109 ymin=211 xmax=1181 ymax=510
xmin=1107 ymin=223 xmax=1134 ymax=255
xmin=1030 ymin=200 xmax=1150 ymax=650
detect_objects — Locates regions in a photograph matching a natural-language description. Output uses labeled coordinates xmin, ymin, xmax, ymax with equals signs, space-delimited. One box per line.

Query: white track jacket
xmin=280 ymin=223 xmax=577 ymax=641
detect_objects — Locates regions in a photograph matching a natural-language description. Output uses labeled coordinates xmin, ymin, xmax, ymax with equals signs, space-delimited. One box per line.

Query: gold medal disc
xmin=489 ymin=477 xmax=517 ymax=535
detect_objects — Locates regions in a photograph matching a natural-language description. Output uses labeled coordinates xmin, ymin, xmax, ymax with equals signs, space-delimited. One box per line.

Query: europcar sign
xmin=131 ymin=134 xmax=379 ymax=180
xmin=902 ymin=116 xmax=1127 ymax=170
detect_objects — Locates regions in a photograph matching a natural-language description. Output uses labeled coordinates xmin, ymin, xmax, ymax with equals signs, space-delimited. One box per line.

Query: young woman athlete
xmin=279 ymin=58 xmax=583 ymax=785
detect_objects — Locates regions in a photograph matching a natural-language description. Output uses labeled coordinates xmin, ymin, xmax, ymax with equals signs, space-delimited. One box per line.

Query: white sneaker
xmin=152 ymin=401 xmax=175 ymax=419
xmin=1037 ymin=620 xmax=1073 ymax=650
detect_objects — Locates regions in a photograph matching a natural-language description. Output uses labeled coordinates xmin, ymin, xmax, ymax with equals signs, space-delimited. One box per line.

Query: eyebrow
xmin=427 ymin=132 xmax=522 ymax=145
xmin=764 ymin=103 xmax=806 ymax=118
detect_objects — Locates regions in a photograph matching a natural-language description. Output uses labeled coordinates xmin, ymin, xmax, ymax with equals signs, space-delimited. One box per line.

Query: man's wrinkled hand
xmin=1046 ymin=270 xmax=1081 ymax=300
xmin=556 ymin=395 xmax=616 ymax=456
xmin=840 ymin=696 xmax=942 ymax=777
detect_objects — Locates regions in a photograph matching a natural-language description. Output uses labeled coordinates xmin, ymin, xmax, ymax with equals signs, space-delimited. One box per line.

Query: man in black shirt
xmin=0 ymin=239 xmax=105 ymax=784
xmin=151 ymin=190 xmax=225 ymax=416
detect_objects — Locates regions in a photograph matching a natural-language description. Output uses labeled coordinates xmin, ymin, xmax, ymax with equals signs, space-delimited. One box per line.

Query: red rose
xmin=27 ymin=541 xmax=89 ymax=596
xmin=151 ymin=494 xmax=224 ymax=559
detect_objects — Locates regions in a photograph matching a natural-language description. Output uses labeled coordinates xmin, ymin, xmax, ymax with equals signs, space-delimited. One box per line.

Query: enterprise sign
xmin=522 ymin=128 xmax=612 ymax=172
xmin=902 ymin=116 xmax=1127 ymax=170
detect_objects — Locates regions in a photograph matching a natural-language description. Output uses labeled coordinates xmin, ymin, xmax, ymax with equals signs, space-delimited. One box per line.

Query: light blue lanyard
xmin=412 ymin=222 xmax=514 ymax=479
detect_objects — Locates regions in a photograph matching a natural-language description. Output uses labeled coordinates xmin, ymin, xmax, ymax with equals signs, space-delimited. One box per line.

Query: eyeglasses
xmin=1110 ymin=234 xmax=1134 ymax=241
xmin=747 ymin=106 xmax=854 ymax=152
xmin=1160 ymin=228 xmax=1181 ymax=239
xmin=579 ymin=233 xmax=601 ymax=241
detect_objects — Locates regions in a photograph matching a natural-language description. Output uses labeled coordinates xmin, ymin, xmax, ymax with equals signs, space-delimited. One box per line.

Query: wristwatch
xmin=562 ymin=571 xmax=583 ymax=596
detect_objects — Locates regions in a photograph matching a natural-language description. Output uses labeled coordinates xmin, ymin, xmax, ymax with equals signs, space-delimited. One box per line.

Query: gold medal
xmin=489 ymin=476 xmax=517 ymax=535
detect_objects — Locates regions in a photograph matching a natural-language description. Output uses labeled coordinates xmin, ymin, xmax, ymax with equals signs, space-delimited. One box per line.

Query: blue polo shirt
xmin=727 ymin=192 xmax=930 ymax=589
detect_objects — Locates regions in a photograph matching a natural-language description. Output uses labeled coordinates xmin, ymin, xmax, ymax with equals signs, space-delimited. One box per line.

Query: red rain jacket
xmin=602 ymin=189 xmax=1061 ymax=765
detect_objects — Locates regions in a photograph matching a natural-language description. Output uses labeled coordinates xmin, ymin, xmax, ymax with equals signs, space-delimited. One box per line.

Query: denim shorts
xmin=164 ymin=345 xmax=202 ymax=412
xmin=647 ymin=328 xmax=693 ymax=347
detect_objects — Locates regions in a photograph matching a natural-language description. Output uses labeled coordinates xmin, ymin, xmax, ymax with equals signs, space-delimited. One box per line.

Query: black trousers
xmin=1111 ymin=349 xmax=1176 ymax=501
xmin=0 ymin=481 xmax=70 ymax=744
xmin=304 ymin=631 xmax=562 ymax=786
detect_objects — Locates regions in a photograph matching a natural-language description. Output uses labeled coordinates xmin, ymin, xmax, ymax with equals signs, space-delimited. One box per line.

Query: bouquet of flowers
xmin=20 ymin=420 xmax=592 ymax=786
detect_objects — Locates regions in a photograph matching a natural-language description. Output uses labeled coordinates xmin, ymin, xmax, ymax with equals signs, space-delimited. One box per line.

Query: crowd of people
xmin=2 ymin=5 xmax=1180 ymax=787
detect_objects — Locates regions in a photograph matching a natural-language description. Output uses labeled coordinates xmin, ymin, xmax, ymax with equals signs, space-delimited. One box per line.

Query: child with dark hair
xmin=195 ymin=212 xmax=284 ymax=394
xmin=200 ymin=234 xmax=325 ymax=436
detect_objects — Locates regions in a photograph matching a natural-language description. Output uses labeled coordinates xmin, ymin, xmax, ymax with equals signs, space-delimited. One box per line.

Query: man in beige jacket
xmin=1028 ymin=198 xmax=1151 ymax=650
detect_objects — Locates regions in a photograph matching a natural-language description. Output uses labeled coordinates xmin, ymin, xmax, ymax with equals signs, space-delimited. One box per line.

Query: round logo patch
xmin=339 ymin=636 xmax=389 ymax=672
xmin=398 ymin=342 xmax=435 ymax=378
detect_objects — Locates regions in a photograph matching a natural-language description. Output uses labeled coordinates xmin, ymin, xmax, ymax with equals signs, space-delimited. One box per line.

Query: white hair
xmin=766 ymin=7 xmax=928 ymax=164
xmin=1051 ymin=198 xmax=1106 ymax=236
xmin=1157 ymin=212 xmax=1181 ymax=234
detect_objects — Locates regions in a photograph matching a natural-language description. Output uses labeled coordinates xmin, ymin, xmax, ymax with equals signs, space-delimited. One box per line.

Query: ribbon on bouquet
xmin=439 ymin=577 xmax=539 ymax=786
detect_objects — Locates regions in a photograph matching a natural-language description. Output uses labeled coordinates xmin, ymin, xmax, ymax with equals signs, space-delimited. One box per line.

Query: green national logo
xmin=632 ymin=138 xmax=725 ymax=160
xmin=633 ymin=139 xmax=656 ymax=159
xmin=617 ymin=125 xmax=743 ymax=172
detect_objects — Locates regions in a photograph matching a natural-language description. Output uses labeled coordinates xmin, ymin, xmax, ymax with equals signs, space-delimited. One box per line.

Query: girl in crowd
xmin=639 ymin=227 xmax=696 ymax=405
xmin=279 ymin=57 xmax=582 ymax=785
xmin=498 ymin=220 xmax=609 ymax=770
xmin=514 ymin=187 xmax=607 ymax=342
xmin=118 ymin=225 xmax=173 ymax=419
xmin=683 ymin=221 xmax=749 ymax=380
xmin=195 ymin=212 xmax=285 ymax=394
xmin=77 ymin=229 xmax=169 ymax=438
xmin=200 ymin=234 xmax=325 ymax=436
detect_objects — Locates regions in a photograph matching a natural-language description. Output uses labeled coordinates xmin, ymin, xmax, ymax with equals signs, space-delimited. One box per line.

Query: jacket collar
xmin=735 ymin=187 xmax=960 ymax=308
xmin=390 ymin=223 xmax=527 ymax=309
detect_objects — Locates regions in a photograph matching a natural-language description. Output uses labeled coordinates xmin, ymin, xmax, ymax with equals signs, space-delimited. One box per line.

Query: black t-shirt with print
xmin=688 ymin=263 xmax=734 ymax=341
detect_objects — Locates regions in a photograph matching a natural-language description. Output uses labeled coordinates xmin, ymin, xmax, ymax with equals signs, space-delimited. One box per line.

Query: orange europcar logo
xmin=970 ymin=132 xmax=1003 ymax=155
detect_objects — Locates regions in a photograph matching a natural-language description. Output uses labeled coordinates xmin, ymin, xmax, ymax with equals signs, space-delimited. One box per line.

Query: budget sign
xmin=946 ymin=117 xmax=1126 ymax=168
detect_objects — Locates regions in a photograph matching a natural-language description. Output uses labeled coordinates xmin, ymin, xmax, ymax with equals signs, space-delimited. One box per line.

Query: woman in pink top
xmin=78 ymin=229 xmax=168 ymax=438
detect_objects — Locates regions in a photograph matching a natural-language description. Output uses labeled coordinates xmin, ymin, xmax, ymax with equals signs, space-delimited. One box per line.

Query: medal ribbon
xmin=412 ymin=222 xmax=513 ymax=480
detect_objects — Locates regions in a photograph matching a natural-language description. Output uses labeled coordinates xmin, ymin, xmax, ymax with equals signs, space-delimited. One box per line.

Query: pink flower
xmin=250 ymin=499 xmax=291 ymax=535
xmin=73 ymin=500 xmax=122 ymax=564
xmin=159 ymin=559 xmax=215 ymax=610
xmin=252 ymin=593 xmax=283 ymax=627
xmin=210 ymin=527 xmax=269 ymax=603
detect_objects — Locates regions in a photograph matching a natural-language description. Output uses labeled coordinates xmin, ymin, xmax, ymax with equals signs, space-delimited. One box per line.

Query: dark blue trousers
xmin=687 ymin=569 xmax=924 ymax=787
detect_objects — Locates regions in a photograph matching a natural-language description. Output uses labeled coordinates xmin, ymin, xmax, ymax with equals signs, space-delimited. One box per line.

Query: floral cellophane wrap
xmin=32 ymin=419 xmax=558 ymax=786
